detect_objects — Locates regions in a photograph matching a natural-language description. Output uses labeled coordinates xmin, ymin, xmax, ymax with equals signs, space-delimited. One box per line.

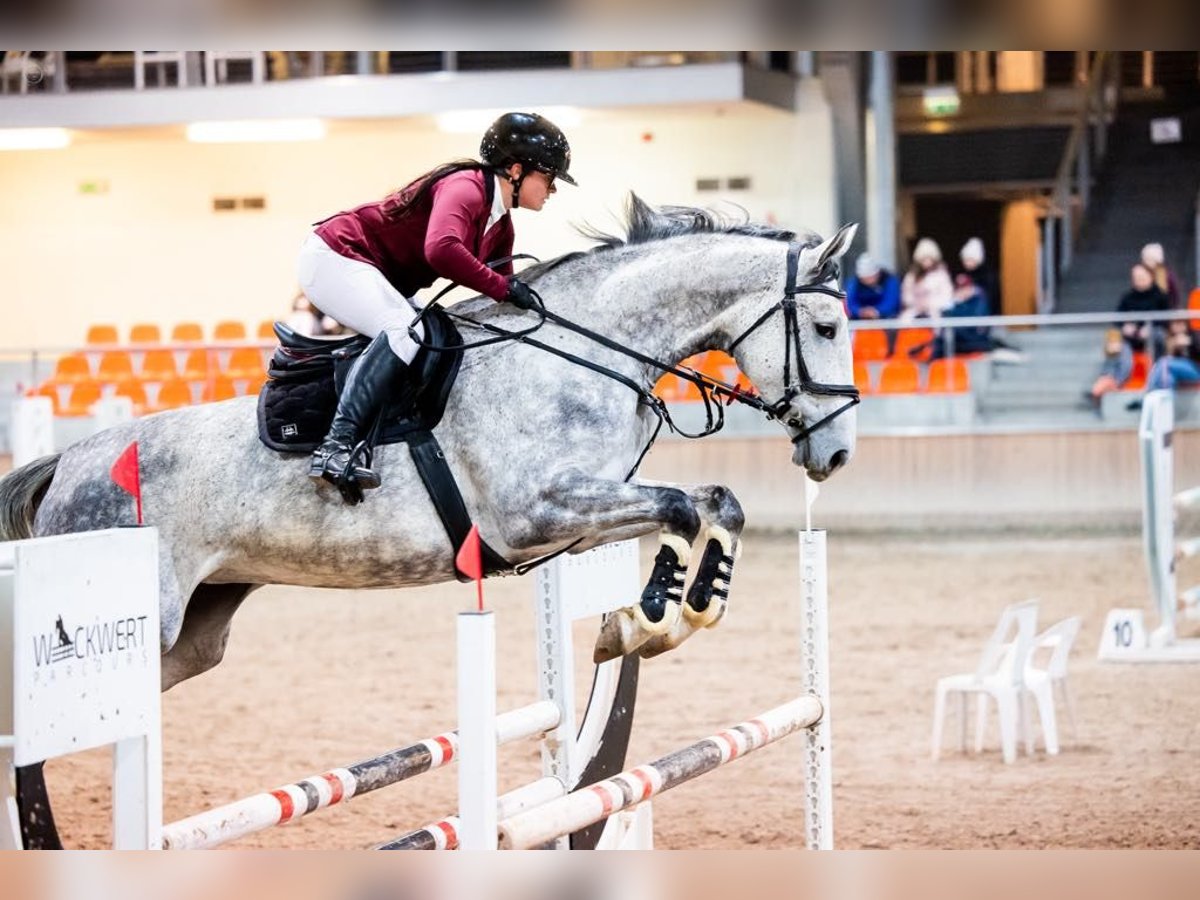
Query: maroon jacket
xmin=315 ymin=169 xmax=514 ymax=301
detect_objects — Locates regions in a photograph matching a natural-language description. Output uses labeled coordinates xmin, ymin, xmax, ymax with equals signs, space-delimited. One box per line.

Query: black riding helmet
xmin=480 ymin=112 xmax=576 ymax=208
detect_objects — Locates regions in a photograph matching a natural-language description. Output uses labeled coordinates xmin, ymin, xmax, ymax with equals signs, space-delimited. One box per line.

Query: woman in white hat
xmin=900 ymin=237 xmax=953 ymax=320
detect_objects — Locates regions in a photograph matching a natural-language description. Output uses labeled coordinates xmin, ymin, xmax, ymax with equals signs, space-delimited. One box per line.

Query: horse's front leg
xmin=638 ymin=482 xmax=744 ymax=659
xmin=501 ymin=472 xmax=702 ymax=662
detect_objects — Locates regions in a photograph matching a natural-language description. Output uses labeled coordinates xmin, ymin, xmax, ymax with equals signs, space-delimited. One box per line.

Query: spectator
xmin=1117 ymin=263 xmax=1169 ymax=354
xmin=900 ymin=238 xmax=953 ymax=321
xmin=1141 ymin=242 xmax=1181 ymax=309
xmin=958 ymin=237 xmax=1000 ymax=316
xmin=286 ymin=291 xmax=346 ymax=337
xmin=846 ymin=253 xmax=900 ymax=321
xmin=925 ymin=273 xmax=994 ymax=360
xmin=1086 ymin=328 xmax=1134 ymax=412
xmin=1126 ymin=321 xmax=1200 ymax=410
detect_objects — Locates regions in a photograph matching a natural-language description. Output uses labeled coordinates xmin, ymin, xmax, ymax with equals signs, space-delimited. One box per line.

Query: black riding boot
xmin=308 ymin=334 xmax=409 ymax=492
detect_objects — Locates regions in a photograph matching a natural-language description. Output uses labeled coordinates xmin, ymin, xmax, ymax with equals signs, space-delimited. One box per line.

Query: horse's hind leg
xmin=161 ymin=583 xmax=259 ymax=691
xmin=639 ymin=483 xmax=745 ymax=659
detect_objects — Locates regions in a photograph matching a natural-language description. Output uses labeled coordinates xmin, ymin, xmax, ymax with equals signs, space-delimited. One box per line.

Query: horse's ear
xmin=814 ymin=223 xmax=858 ymax=269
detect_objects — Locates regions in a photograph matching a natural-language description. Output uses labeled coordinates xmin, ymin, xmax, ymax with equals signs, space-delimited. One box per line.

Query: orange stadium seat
xmin=128 ymin=323 xmax=162 ymax=344
xmin=241 ymin=372 xmax=267 ymax=395
xmin=153 ymin=378 xmax=193 ymax=412
xmin=225 ymin=347 xmax=265 ymax=379
xmin=853 ymin=361 xmax=872 ymax=394
xmin=85 ymin=324 xmax=120 ymax=345
xmin=202 ymin=375 xmax=238 ymax=403
xmin=114 ymin=380 xmax=148 ymax=415
xmin=852 ymin=330 xmax=889 ymax=362
xmin=170 ymin=322 xmax=204 ymax=342
xmin=140 ymin=349 xmax=178 ymax=380
xmin=877 ymin=359 xmax=922 ymax=393
xmin=213 ymin=320 xmax=246 ymax=341
xmin=1189 ymin=288 xmax=1200 ymax=331
xmin=1127 ymin=352 xmax=1150 ymax=391
xmin=52 ymin=353 xmax=91 ymax=384
xmin=182 ymin=349 xmax=214 ymax=380
xmin=256 ymin=319 xmax=277 ymax=340
xmin=97 ymin=351 xmax=136 ymax=384
xmin=62 ymin=381 xmax=102 ymax=417
xmin=893 ymin=327 xmax=934 ymax=361
xmin=926 ymin=358 xmax=971 ymax=393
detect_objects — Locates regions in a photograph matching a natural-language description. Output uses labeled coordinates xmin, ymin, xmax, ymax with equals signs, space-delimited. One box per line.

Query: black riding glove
xmin=505 ymin=278 xmax=538 ymax=310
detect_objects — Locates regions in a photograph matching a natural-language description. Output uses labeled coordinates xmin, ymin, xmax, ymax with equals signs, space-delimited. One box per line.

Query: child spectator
xmin=1087 ymin=328 xmax=1134 ymax=412
xmin=900 ymin=238 xmax=953 ymax=321
xmin=1117 ymin=263 xmax=1169 ymax=354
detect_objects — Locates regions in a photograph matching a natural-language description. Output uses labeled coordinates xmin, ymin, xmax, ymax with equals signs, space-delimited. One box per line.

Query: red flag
xmin=110 ymin=441 xmax=143 ymax=526
xmin=455 ymin=524 xmax=484 ymax=611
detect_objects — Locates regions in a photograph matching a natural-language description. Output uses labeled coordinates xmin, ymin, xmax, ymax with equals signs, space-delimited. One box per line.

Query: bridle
xmin=408 ymin=240 xmax=860 ymax=463
xmin=726 ymin=242 xmax=861 ymax=443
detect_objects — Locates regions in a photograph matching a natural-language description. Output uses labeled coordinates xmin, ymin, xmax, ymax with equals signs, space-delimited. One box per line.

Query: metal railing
xmin=1039 ymin=51 xmax=1120 ymax=313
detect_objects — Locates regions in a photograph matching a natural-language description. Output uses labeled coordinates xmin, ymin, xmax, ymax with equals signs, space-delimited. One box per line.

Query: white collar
xmin=486 ymin=174 xmax=507 ymax=230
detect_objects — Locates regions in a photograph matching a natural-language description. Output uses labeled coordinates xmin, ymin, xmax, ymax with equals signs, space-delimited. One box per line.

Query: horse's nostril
xmin=829 ymin=449 xmax=849 ymax=471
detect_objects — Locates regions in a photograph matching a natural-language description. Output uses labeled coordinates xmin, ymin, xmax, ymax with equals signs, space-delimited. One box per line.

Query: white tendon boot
xmin=639 ymin=525 xmax=737 ymax=659
xmin=592 ymin=533 xmax=690 ymax=663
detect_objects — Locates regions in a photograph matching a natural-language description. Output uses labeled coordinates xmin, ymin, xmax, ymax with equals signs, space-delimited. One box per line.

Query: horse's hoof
xmin=592 ymin=601 xmax=680 ymax=663
xmin=638 ymin=596 xmax=727 ymax=659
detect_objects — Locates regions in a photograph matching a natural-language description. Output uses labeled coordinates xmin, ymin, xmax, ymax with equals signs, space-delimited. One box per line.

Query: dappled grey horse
xmin=0 ymin=197 xmax=858 ymax=693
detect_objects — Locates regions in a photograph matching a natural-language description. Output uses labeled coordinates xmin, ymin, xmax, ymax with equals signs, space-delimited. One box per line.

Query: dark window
xmin=695 ymin=178 xmax=720 ymax=192
xmin=896 ymin=53 xmax=929 ymax=86
xmin=726 ymin=177 xmax=752 ymax=191
xmin=1120 ymin=51 xmax=1145 ymax=87
xmin=1043 ymin=52 xmax=1077 ymax=86
xmin=456 ymin=52 xmax=571 ymax=72
xmin=1152 ymin=51 xmax=1200 ymax=89
xmin=934 ymin=52 xmax=956 ymax=84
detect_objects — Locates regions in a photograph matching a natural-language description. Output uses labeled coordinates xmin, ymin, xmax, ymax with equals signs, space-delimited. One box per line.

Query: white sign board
xmin=1 ymin=528 xmax=160 ymax=766
xmin=1150 ymin=117 xmax=1182 ymax=144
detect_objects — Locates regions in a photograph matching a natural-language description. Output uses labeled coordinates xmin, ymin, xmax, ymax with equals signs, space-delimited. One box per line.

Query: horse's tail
xmin=0 ymin=453 xmax=60 ymax=541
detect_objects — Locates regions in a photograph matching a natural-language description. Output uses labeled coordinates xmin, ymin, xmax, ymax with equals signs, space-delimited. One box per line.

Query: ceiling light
xmin=186 ymin=119 xmax=326 ymax=143
xmin=0 ymin=128 xmax=70 ymax=151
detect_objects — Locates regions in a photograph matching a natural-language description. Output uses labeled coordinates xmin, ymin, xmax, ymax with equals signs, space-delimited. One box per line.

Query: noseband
xmin=727 ymin=242 xmax=861 ymax=443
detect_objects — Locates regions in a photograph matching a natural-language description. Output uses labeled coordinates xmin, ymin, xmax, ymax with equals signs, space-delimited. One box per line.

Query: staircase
xmin=1055 ymin=97 xmax=1200 ymax=313
xmin=976 ymin=327 xmax=1108 ymax=428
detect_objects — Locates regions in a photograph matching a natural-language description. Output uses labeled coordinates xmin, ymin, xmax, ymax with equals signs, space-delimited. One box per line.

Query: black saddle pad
xmin=257 ymin=307 xmax=464 ymax=453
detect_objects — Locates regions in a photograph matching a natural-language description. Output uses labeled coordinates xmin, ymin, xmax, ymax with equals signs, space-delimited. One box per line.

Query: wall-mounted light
xmin=186 ymin=119 xmax=326 ymax=143
xmin=0 ymin=128 xmax=70 ymax=151
xmin=922 ymin=87 xmax=961 ymax=118
xmin=435 ymin=106 xmax=583 ymax=135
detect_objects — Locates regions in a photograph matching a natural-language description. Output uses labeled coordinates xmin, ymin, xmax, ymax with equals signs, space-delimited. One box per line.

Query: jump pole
xmin=160 ymin=699 xmax=557 ymax=850
xmin=800 ymin=528 xmax=834 ymax=850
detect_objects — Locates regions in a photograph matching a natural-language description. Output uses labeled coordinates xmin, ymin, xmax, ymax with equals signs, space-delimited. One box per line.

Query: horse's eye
xmin=815 ymin=323 xmax=837 ymax=340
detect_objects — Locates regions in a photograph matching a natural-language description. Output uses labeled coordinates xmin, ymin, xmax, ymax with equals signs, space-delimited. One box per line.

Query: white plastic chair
xmin=1021 ymin=616 xmax=1082 ymax=753
xmin=975 ymin=614 xmax=1081 ymax=756
xmin=932 ymin=599 xmax=1038 ymax=764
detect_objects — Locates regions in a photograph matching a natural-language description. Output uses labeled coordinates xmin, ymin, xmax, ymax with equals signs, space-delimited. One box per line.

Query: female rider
xmin=298 ymin=111 xmax=576 ymax=496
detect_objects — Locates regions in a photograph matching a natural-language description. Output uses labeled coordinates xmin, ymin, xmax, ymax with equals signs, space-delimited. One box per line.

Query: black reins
xmin=407 ymin=241 xmax=860 ymax=472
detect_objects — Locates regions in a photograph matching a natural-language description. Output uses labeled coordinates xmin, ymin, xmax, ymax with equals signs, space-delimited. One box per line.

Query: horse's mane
xmin=523 ymin=193 xmax=829 ymax=282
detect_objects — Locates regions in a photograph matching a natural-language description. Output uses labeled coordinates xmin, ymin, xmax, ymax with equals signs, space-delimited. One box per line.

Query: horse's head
xmin=725 ymin=224 xmax=859 ymax=481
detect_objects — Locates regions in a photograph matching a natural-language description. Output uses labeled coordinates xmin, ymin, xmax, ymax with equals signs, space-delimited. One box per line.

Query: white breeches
xmin=296 ymin=232 xmax=426 ymax=363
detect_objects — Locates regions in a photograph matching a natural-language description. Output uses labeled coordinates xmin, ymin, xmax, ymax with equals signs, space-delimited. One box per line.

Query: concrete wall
xmin=0 ymin=92 xmax=836 ymax=350
xmin=640 ymin=427 xmax=1200 ymax=534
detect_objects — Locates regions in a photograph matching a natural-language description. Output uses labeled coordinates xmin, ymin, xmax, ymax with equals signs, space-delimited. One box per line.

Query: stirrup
xmin=309 ymin=441 xmax=381 ymax=492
